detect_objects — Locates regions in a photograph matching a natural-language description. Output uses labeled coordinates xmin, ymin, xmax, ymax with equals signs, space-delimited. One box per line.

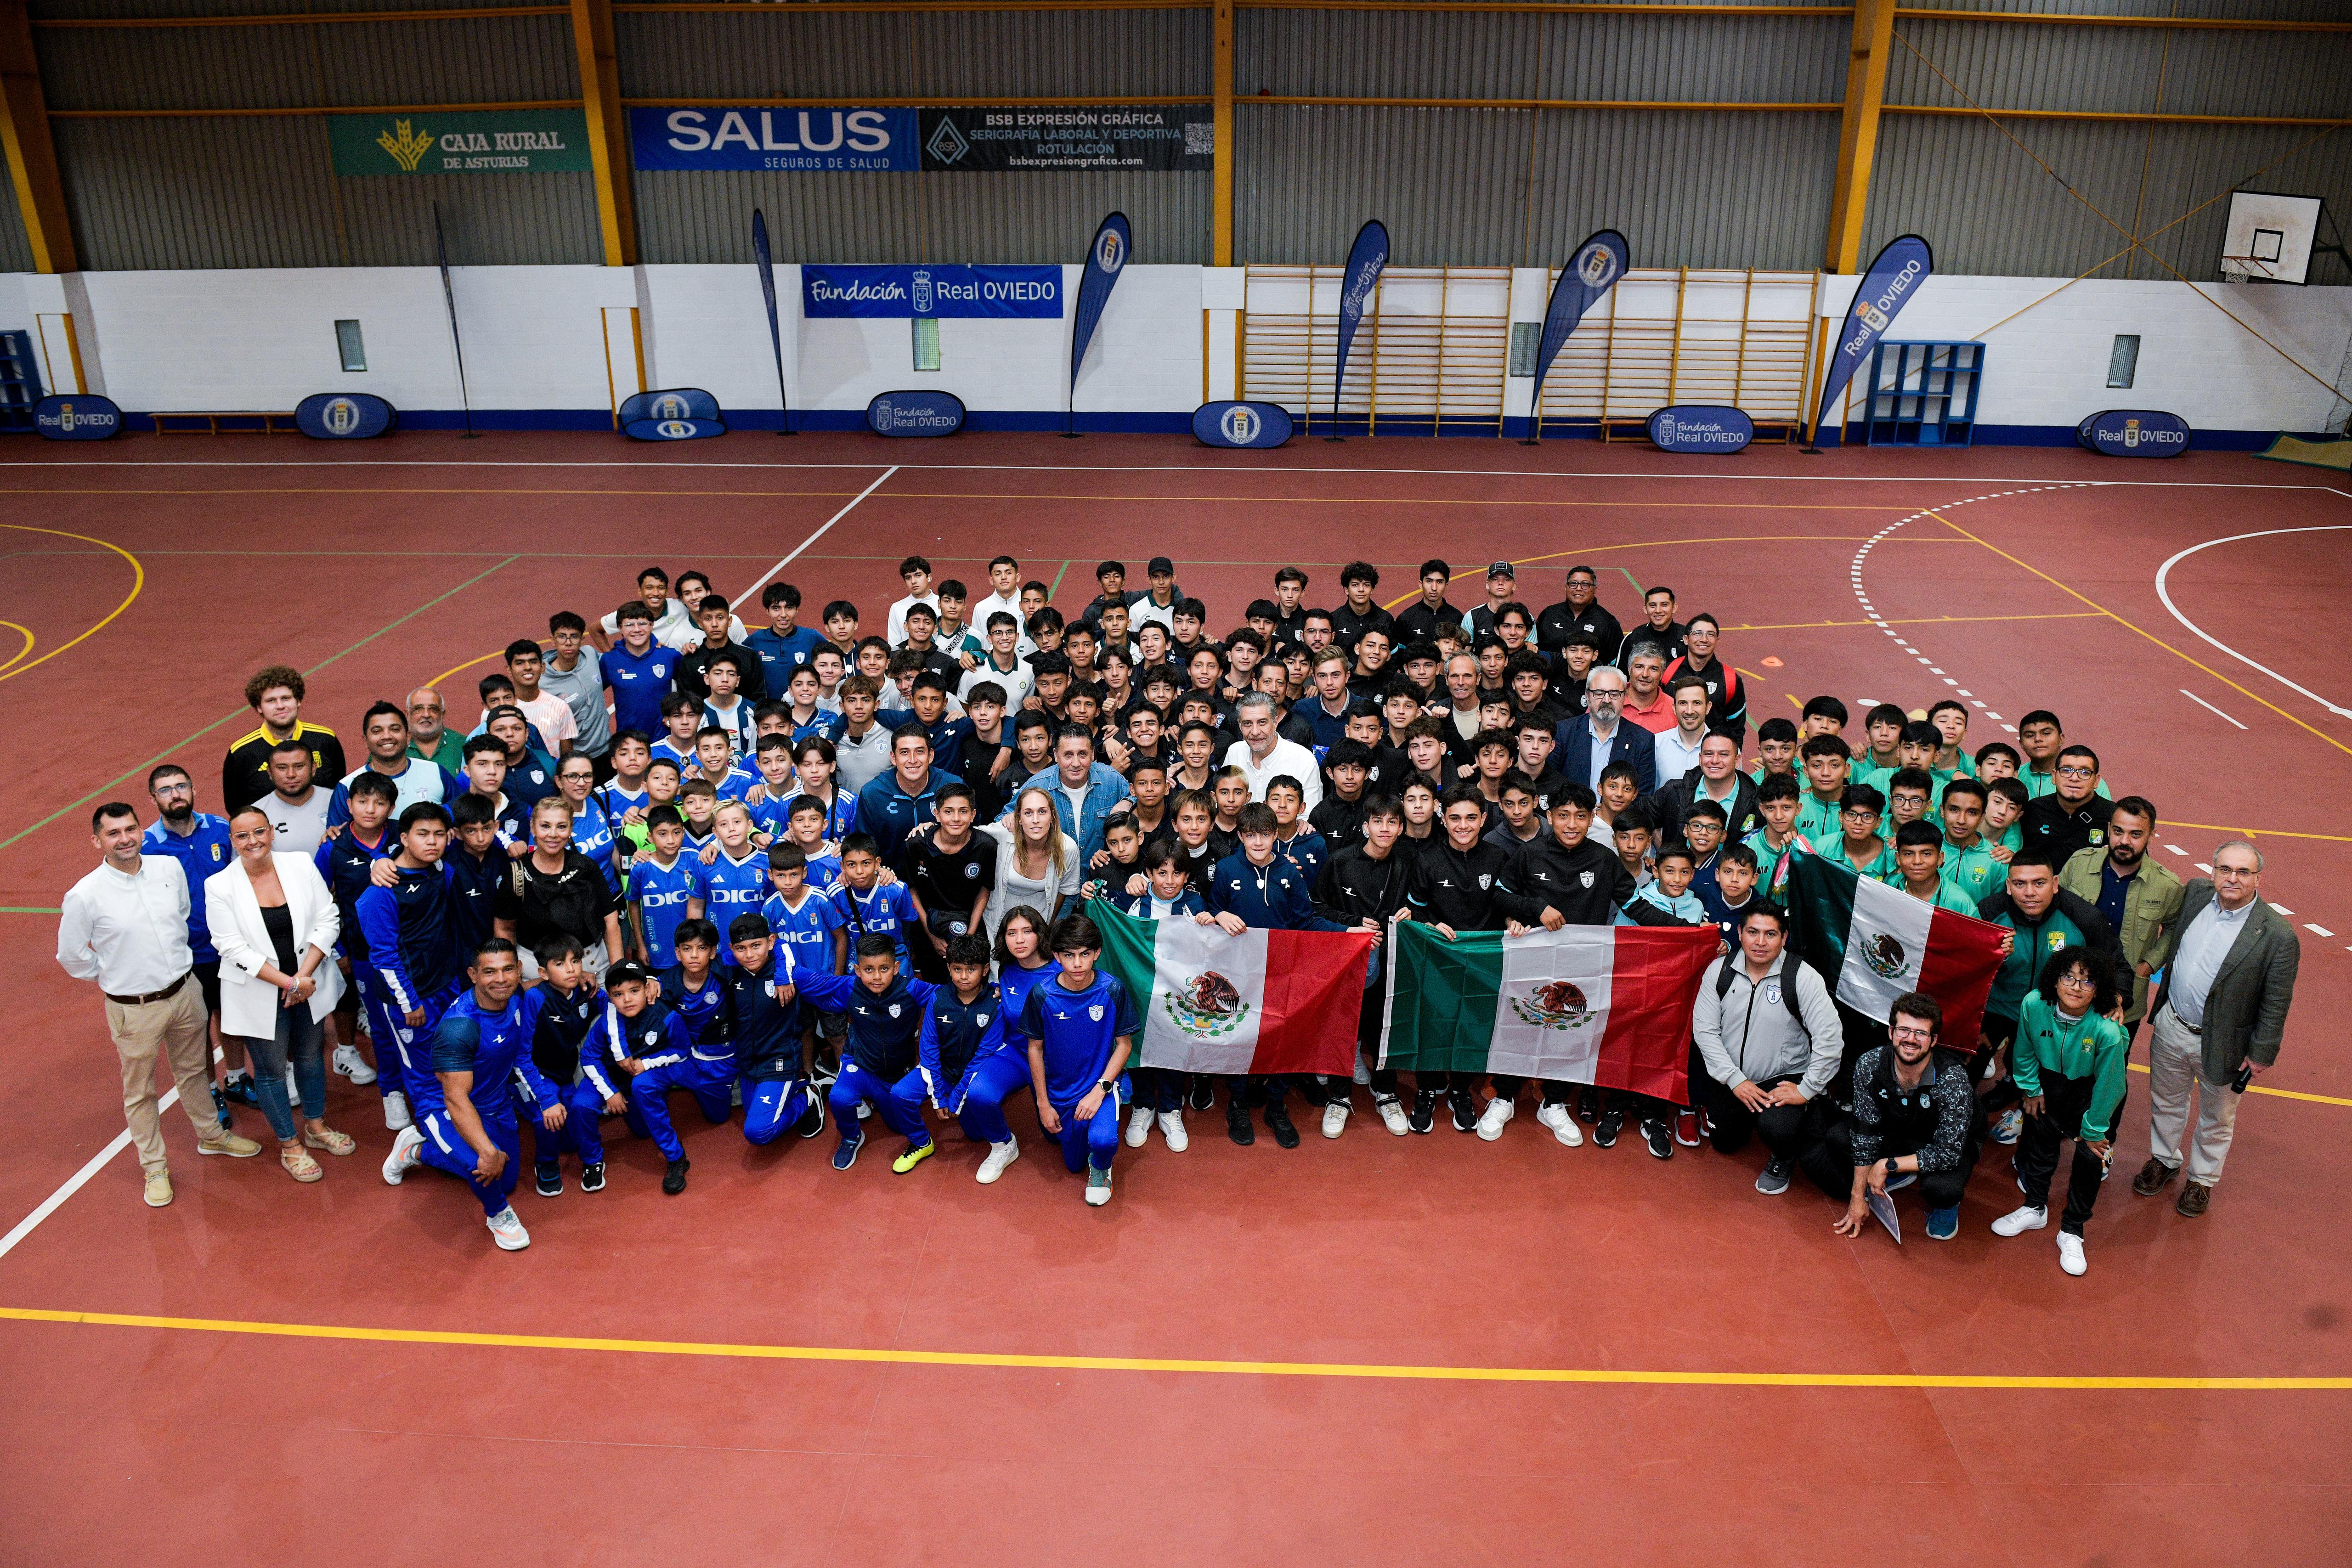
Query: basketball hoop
xmin=2220 ymin=192 xmax=2335 ymax=286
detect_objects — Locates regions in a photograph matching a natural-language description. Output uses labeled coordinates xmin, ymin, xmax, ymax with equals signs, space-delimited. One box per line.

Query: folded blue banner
xmin=631 ymin=107 xmax=918 ymax=172
xmin=803 ymin=264 xmax=1063 ymax=319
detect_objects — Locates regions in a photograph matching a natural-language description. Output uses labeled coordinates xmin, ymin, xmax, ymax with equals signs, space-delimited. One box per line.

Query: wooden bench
xmin=150 ymin=411 xmax=300 ymax=435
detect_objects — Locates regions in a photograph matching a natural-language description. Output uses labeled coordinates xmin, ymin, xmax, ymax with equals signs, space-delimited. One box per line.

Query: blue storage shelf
xmin=1863 ymin=339 xmax=1982 ymax=447
xmin=0 ymin=330 xmax=42 ymax=434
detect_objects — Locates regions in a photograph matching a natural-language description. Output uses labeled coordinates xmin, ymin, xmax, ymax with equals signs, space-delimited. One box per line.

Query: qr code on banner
xmin=1184 ymin=122 xmax=1215 ymax=156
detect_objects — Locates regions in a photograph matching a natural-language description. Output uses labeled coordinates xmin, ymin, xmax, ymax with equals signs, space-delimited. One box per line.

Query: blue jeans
xmin=829 ymin=1061 xmax=930 ymax=1148
xmin=237 ymin=1004 xmax=327 ymax=1143
xmin=1050 ymin=1089 xmax=1123 ymax=1173
xmin=953 ymin=1053 xmax=1035 ymax=1145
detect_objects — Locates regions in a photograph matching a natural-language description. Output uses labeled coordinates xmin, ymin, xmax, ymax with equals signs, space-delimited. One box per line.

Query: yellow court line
xmin=426 ymin=649 xmax=514 ymax=694
xmin=0 ymin=525 xmax=142 ymax=685
xmin=2166 ymin=820 xmax=2352 ymax=845
xmin=1379 ymin=534 xmax=1960 ymax=611
xmin=1927 ymin=511 xmax=2352 ymax=761
xmin=0 ymin=619 xmax=34 ymax=673
xmin=0 ymin=485 xmax=1918 ymax=511
xmin=1 ymin=1305 xmax=2343 ymax=1391
xmin=1721 ymin=610 xmax=2107 ymax=633
xmin=2125 ymin=1060 xmax=2352 ymax=1107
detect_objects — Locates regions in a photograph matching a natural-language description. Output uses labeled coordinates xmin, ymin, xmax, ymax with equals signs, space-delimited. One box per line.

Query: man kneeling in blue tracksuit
xmin=382 ymin=937 xmax=564 ymax=1252
xmin=791 ymin=933 xmax=940 ymax=1173
xmin=1018 ymin=913 xmax=1141 ymax=1207
xmin=722 ymin=913 xmax=827 ymax=1150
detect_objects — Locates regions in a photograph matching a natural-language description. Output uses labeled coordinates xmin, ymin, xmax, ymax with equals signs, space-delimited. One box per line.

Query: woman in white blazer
xmin=206 ymin=806 xmax=354 ymax=1182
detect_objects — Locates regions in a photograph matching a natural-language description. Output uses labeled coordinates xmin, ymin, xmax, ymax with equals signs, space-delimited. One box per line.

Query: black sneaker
xmin=220 ymin=1071 xmax=259 ymax=1108
xmin=1265 ymin=1103 xmax=1300 ymax=1149
xmin=1407 ymin=1090 xmax=1437 ymax=1135
xmin=210 ymin=1083 xmax=233 ymax=1130
xmin=1641 ymin=1119 xmax=1674 ymax=1160
xmin=1449 ymin=1091 xmax=1479 ymax=1134
xmin=1189 ymin=1075 xmax=1216 ymax=1112
xmin=1594 ymin=1108 xmax=1623 ymax=1148
xmin=795 ymin=1099 xmax=826 ymax=1139
xmin=1577 ymin=1085 xmax=1600 ymax=1124
xmin=1227 ymin=1101 xmax=1255 ymax=1146
xmin=662 ymin=1157 xmax=690 ymax=1196
xmin=1295 ymin=1077 xmax=1330 ymax=1109
xmin=535 ymin=1163 xmax=562 ymax=1197
xmin=580 ymin=1162 xmax=606 ymax=1192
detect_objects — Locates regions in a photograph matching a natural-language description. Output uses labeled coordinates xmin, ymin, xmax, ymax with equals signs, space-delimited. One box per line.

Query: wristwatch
xmin=1098 ymin=1079 xmax=1116 ymax=1094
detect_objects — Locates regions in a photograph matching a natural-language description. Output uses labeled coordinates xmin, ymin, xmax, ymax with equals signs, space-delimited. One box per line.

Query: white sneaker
xmin=332 ymin=1044 xmax=377 ymax=1085
xmin=1157 ymin=1111 xmax=1188 ymax=1152
xmin=1125 ymin=1106 xmax=1153 ymax=1148
xmin=485 ymin=1205 xmax=531 ymax=1251
xmin=1351 ymin=1057 xmax=1372 ymax=1086
xmin=1377 ymin=1098 xmax=1410 ymax=1136
xmin=382 ymin=1124 xmax=424 ymax=1184
xmin=1991 ymin=1203 xmax=2048 ymax=1237
xmin=1476 ymin=1095 xmax=1516 ymax=1142
xmin=1084 ymin=1165 xmax=1113 ymax=1206
xmin=1321 ymin=1101 xmax=1349 ymax=1139
xmin=976 ymin=1138 xmax=1020 ymax=1184
xmin=383 ymin=1090 xmax=413 ymax=1132
xmin=1535 ymin=1101 xmax=1584 ymax=1147
xmin=2056 ymin=1231 xmax=2086 ymax=1276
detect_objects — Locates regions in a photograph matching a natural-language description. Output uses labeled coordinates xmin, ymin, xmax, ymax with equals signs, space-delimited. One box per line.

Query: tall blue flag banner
xmin=1069 ymin=212 xmax=1131 ymax=424
xmin=802 ymin=264 xmax=1063 ymax=319
xmin=1331 ymin=220 xmax=1390 ymax=429
xmin=1812 ymin=234 xmax=1933 ymax=447
xmin=1530 ymin=229 xmax=1629 ymax=423
xmin=751 ymin=209 xmax=792 ymax=432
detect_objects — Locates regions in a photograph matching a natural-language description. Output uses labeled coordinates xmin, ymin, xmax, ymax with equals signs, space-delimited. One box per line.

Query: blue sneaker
xmin=831 ymin=1134 xmax=863 ymax=1172
xmin=1926 ymin=1205 xmax=1960 ymax=1241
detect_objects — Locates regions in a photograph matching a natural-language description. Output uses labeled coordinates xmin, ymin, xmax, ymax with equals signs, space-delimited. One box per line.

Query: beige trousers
xmin=105 ymin=980 xmax=220 ymax=1173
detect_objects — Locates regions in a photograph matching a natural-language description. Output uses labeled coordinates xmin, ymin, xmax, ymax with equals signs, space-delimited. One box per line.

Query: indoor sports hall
xmin=2 ymin=2 xmax=2350 ymax=1564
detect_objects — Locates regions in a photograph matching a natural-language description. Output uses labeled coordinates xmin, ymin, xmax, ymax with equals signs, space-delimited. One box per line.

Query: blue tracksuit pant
xmin=952 ymin=1053 xmax=1035 ymax=1145
xmin=829 ymin=1061 xmax=930 ymax=1149
xmin=417 ymin=1105 xmax=521 ymax=1217
xmin=631 ymin=1058 xmax=733 ymax=1160
xmin=1050 ymin=1090 xmax=1123 ymax=1174
xmin=743 ymin=1077 xmax=815 ymax=1145
xmin=562 ymin=1077 xmax=648 ymax=1166
xmin=367 ymin=981 xmax=458 ymax=1106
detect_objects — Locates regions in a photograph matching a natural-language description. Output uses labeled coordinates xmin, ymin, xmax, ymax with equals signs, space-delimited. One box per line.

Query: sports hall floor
xmin=2 ymin=431 xmax=2347 ymax=1565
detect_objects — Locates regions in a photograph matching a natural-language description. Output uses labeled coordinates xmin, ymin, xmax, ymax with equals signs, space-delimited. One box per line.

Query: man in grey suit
xmin=2135 ymin=841 xmax=2300 ymax=1218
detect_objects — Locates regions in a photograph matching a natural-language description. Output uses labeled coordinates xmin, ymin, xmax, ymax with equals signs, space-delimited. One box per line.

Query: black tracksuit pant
xmin=2015 ymin=1070 xmax=2118 ymax=1236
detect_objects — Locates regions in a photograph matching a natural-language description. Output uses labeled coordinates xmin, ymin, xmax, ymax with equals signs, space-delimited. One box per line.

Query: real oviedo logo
xmin=1647 ymin=405 xmax=1753 ymax=454
xmin=868 ymin=391 xmax=966 ymax=438
xmin=33 ymin=394 xmax=122 ymax=440
xmin=2077 ymin=409 xmax=2190 ymax=458
xmin=1095 ymin=226 xmax=1125 ymax=273
xmin=1191 ymin=400 xmax=1293 ymax=449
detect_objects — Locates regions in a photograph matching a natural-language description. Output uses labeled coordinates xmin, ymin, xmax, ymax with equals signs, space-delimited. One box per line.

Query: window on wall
xmin=912 ymin=317 xmax=941 ymax=372
xmin=2107 ymin=334 xmax=2139 ymax=389
xmin=335 ymin=320 xmax=367 ymax=372
xmin=1508 ymin=321 xmax=1540 ymax=378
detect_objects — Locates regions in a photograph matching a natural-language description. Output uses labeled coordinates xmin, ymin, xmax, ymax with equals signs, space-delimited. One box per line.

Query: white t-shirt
xmin=514 ymin=692 xmax=579 ymax=753
xmin=260 ymin=787 xmax=329 ymax=858
xmin=1221 ymin=737 xmax=1325 ymax=810
xmin=959 ymin=656 xmax=1035 ymax=710
xmin=887 ymin=594 xmax=942 ymax=646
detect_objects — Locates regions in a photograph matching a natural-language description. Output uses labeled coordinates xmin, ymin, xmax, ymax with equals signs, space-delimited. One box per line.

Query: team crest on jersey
xmin=210 ymin=844 xmax=225 ymax=862
xmin=1578 ymin=870 xmax=1595 ymax=889
xmin=964 ymin=862 xmax=980 ymax=878
xmin=1861 ymin=932 xmax=1908 ymax=980
xmin=1762 ymin=979 xmax=1782 ymax=1006
xmin=1478 ymin=873 xmax=1493 ymax=889
xmin=1165 ymin=970 xmax=1248 ymax=1039
xmin=1088 ymin=1004 xmax=1105 ymax=1021
xmin=2089 ymin=829 xmax=2105 ymax=844
xmin=2046 ymin=931 xmax=2067 ymax=951
xmin=1509 ymin=980 xmax=1594 ymax=1031
xmin=888 ymin=1003 xmax=902 ymax=1017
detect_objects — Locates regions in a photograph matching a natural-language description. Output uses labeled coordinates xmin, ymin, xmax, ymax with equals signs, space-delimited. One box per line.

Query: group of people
xmin=58 ymin=553 xmax=2300 ymax=1268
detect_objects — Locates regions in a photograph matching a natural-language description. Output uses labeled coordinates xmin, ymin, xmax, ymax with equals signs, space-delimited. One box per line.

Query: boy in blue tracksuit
xmin=380 ymin=938 xmax=563 ymax=1252
xmin=355 ymin=803 xmax=464 ymax=1126
xmin=1017 ymin=913 xmax=1142 ymax=1206
xmin=628 ymin=923 xmax=739 ymax=1194
xmin=318 ymin=770 xmax=400 ymax=1111
xmin=653 ymin=918 xmax=729 ymax=1047
xmin=525 ymin=935 xmax=602 ymax=1196
xmin=1204 ymin=801 xmax=1348 ymax=1149
xmin=444 ymin=794 xmax=510 ymax=956
xmin=921 ymin=934 xmax=1023 ymax=1182
xmin=1111 ymin=840 xmax=1206 ymax=1144
xmin=790 ymin=933 xmax=939 ymax=1173
xmin=573 ymin=960 xmax=689 ymax=1179
xmin=723 ymin=914 xmax=825 ymax=1147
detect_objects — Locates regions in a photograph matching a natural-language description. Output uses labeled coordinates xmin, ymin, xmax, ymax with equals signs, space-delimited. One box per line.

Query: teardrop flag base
xmin=1519 ymin=436 xmax=1539 ymax=447
xmin=1061 ymin=431 xmax=1084 ymax=439
xmin=1324 ymin=433 xmax=1345 ymax=443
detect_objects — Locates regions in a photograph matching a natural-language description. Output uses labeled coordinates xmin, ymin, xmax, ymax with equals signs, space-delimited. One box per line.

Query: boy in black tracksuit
xmin=1312 ymin=794 xmax=1417 ymax=1134
xmin=1399 ymin=786 xmax=1516 ymax=1134
xmin=1487 ymin=786 xmax=1692 ymax=1140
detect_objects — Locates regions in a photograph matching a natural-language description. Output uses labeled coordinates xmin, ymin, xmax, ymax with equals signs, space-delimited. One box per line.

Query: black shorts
xmin=193 ymin=959 xmax=222 ymax=1018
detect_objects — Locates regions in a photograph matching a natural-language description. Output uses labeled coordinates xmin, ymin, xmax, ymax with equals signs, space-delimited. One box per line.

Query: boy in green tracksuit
xmin=1936 ymin=778 xmax=2002 ymax=907
xmin=1971 ymin=847 xmax=2120 ymax=1146
xmin=1885 ymin=821 xmax=1981 ymax=916
xmin=1817 ymin=782 xmax=1896 ymax=881
xmin=1991 ymin=946 xmax=2131 ymax=1277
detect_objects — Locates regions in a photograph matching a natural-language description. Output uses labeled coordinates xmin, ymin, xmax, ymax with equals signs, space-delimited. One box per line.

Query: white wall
xmin=3 ymin=261 xmax=2346 ymax=436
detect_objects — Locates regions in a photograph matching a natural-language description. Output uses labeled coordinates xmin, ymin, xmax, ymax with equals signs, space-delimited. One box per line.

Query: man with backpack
xmin=1690 ymin=904 xmax=1842 ymax=1195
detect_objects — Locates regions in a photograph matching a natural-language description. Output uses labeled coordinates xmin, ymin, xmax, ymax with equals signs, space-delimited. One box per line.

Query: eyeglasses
xmin=2056 ymin=765 xmax=2095 ymax=779
xmin=1890 ymin=1026 xmax=1934 ymax=1041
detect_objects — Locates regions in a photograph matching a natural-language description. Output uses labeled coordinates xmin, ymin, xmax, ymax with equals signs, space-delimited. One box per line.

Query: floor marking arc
xmin=2152 ymin=526 xmax=2352 ymax=720
xmin=1 ymin=1305 xmax=2345 ymax=1392
xmin=0 ymin=525 xmax=142 ymax=686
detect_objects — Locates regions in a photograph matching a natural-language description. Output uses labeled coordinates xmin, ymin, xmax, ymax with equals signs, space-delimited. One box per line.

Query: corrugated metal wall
xmin=0 ymin=187 xmax=34 ymax=273
xmin=11 ymin=0 xmax=2351 ymax=276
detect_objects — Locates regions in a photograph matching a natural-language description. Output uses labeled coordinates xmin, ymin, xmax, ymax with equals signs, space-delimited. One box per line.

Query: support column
xmin=570 ymin=0 xmax=636 ymax=266
xmin=1824 ymin=0 xmax=1895 ymax=274
xmin=0 ymin=0 xmax=75 ymax=273
xmin=1212 ymin=0 xmax=1233 ymax=266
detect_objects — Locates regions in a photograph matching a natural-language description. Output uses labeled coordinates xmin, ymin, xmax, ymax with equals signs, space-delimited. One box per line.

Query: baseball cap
xmin=1147 ymin=556 xmax=1176 ymax=575
xmin=1487 ymin=560 xmax=1516 ymax=578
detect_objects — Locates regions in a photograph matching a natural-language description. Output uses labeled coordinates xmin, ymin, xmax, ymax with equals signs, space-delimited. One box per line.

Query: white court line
xmin=730 ymin=465 xmax=898 ymax=610
xmin=0 ymin=1117 xmax=153 ymax=1260
xmin=2154 ymin=527 xmax=2352 ymax=720
xmin=2179 ymin=688 xmax=2249 ymax=729
xmin=2309 ymin=924 xmax=2336 ymax=938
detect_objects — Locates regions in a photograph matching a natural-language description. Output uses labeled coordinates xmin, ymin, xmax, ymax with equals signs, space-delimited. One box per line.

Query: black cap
xmin=1487 ymin=560 xmax=1516 ymax=578
xmin=1147 ymin=556 xmax=1175 ymax=575
xmin=605 ymin=959 xmax=650 ymax=987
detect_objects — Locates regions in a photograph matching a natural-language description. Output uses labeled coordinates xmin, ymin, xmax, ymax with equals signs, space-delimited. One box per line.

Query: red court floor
xmin=2 ymin=431 xmax=2348 ymax=1565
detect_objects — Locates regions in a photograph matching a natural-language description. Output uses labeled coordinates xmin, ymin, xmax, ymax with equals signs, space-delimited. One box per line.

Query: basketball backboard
xmin=2221 ymin=191 xmax=2325 ymax=284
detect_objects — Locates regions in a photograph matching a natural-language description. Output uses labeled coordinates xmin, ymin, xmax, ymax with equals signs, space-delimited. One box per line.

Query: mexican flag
xmin=1782 ymin=853 xmax=2007 ymax=1045
xmin=1378 ymin=919 xmax=1721 ymax=1101
xmin=1093 ymin=904 xmax=1375 ymax=1076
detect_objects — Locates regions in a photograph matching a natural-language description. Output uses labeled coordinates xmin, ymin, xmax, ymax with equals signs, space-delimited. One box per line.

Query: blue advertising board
xmin=619 ymin=388 xmax=726 ymax=441
xmin=33 ymin=394 xmax=120 ymax=440
xmin=869 ymin=390 xmax=966 ymax=437
xmin=2076 ymin=408 xmax=2189 ymax=457
xmin=630 ymin=107 xmax=917 ymax=172
xmin=1192 ymin=400 xmax=1293 ymax=448
xmin=1647 ymin=405 xmax=1753 ymax=454
xmin=803 ymin=265 xmax=1062 ymax=319
xmin=296 ymin=391 xmax=397 ymax=439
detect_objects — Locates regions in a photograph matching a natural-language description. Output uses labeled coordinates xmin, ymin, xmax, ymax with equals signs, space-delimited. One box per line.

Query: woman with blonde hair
xmin=974 ymin=787 xmax=1080 ymax=942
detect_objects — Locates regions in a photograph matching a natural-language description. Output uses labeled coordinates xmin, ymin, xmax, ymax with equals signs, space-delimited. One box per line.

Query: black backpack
xmin=1715 ymin=953 xmax=1813 ymax=1033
